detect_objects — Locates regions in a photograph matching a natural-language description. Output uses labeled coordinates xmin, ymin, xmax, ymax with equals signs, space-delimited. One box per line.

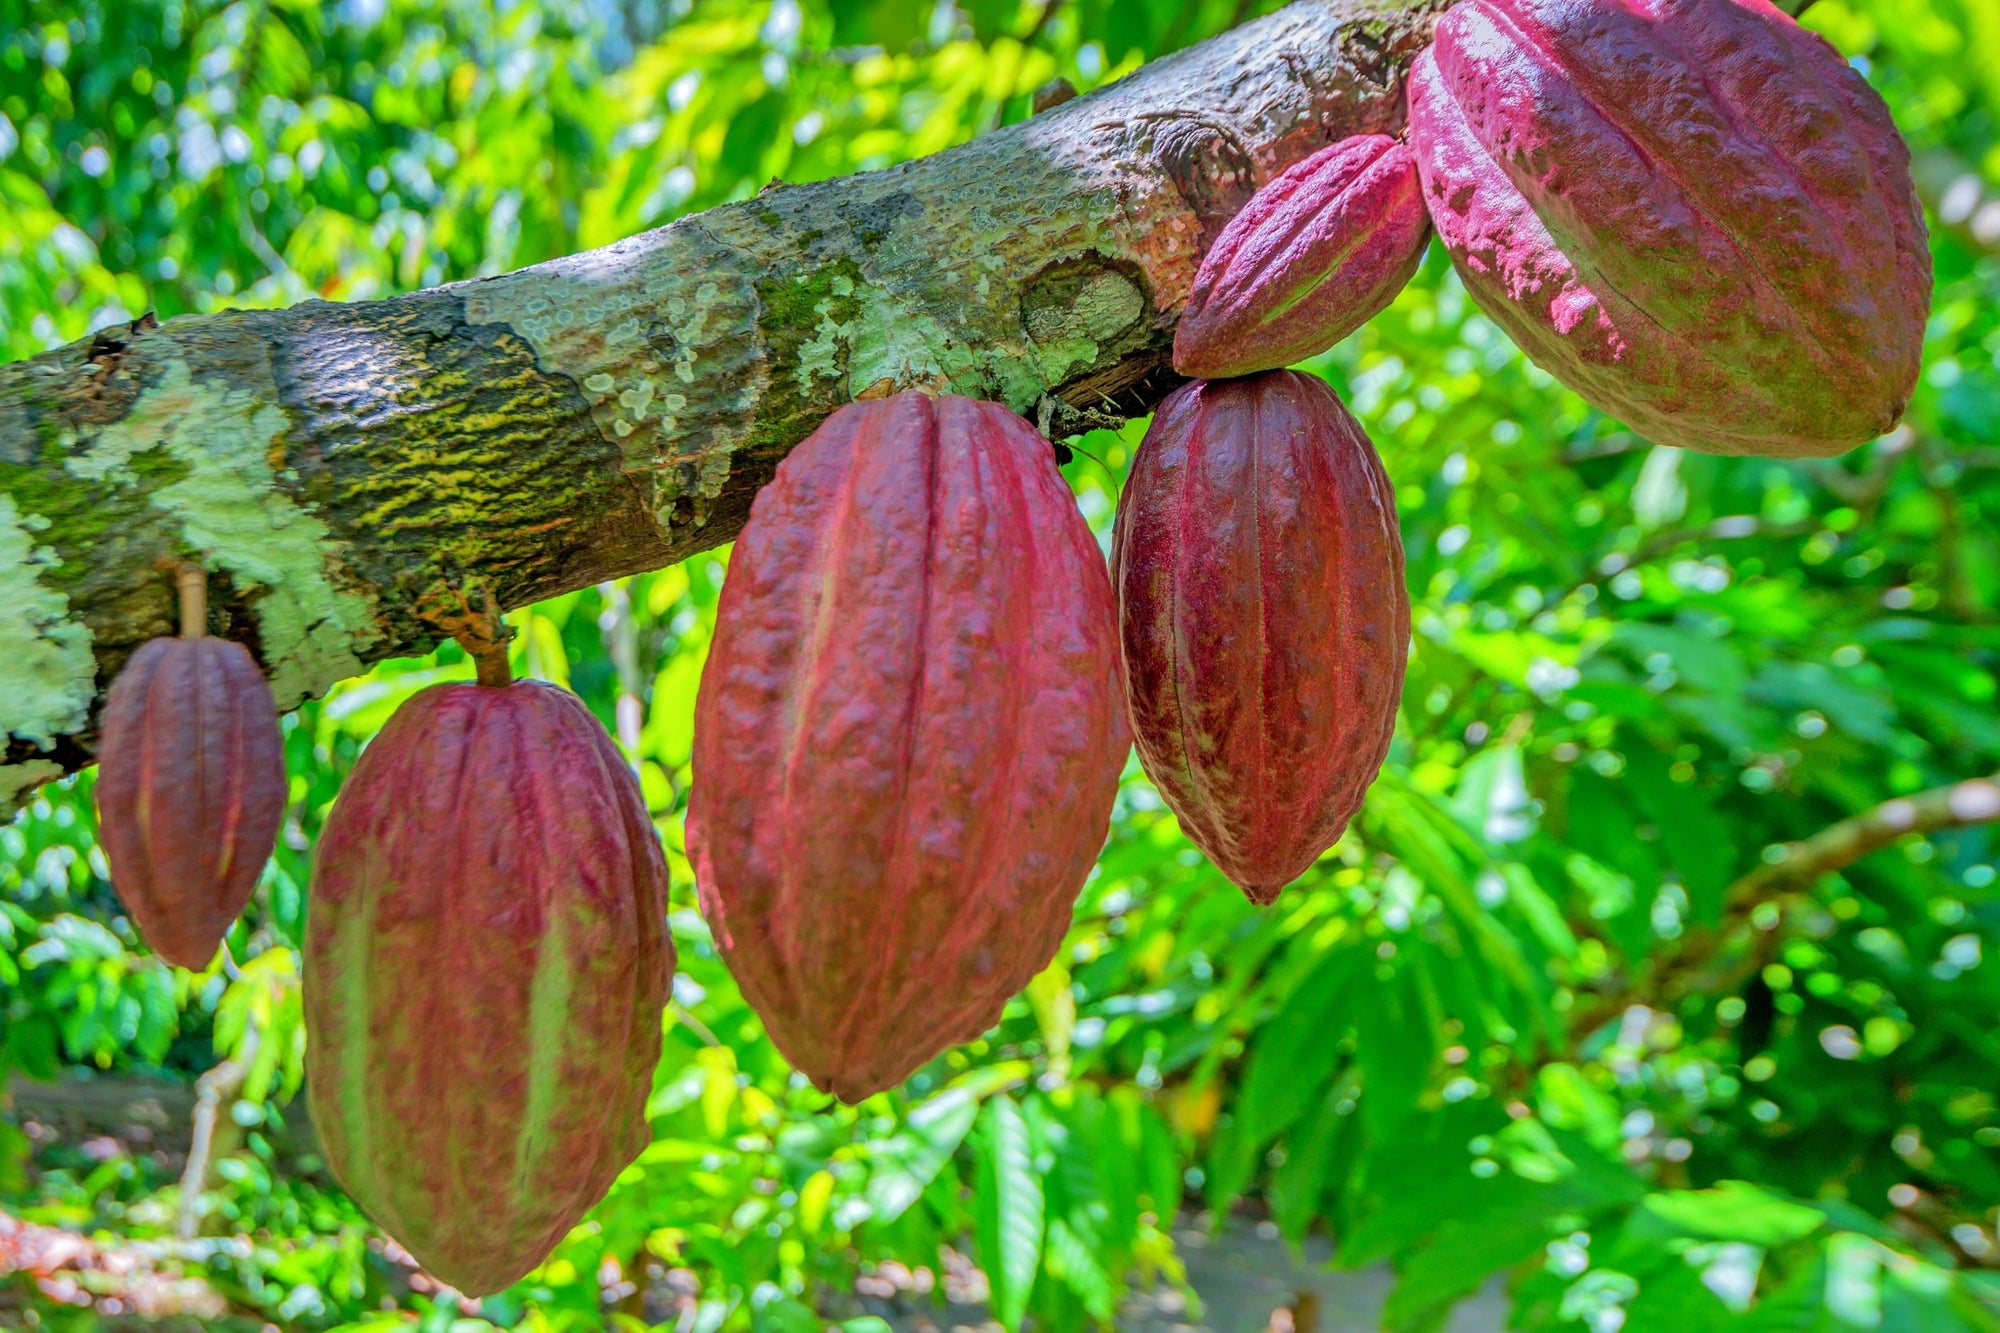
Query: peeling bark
xmin=0 ymin=0 xmax=1445 ymax=802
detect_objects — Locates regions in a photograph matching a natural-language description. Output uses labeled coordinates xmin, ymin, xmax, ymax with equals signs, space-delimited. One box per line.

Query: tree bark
xmin=0 ymin=0 xmax=1442 ymax=806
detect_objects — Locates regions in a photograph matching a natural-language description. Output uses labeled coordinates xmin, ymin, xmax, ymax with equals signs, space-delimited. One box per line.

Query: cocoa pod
xmin=1408 ymin=0 xmax=1930 ymax=458
xmin=1175 ymin=134 xmax=1431 ymax=379
xmin=304 ymin=678 xmax=673 ymax=1296
xmin=1113 ymin=371 xmax=1408 ymax=903
xmin=95 ymin=637 xmax=286 ymax=969
xmin=688 ymin=391 xmax=1127 ymax=1103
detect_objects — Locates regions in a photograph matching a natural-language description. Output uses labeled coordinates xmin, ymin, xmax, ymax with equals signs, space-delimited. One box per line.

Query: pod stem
xmin=468 ymin=637 xmax=513 ymax=688
xmin=418 ymin=580 xmax=515 ymax=688
xmin=176 ymin=564 xmax=207 ymax=639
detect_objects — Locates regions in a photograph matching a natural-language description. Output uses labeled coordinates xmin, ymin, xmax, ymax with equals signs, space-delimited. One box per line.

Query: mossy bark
xmin=0 ymin=0 xmax=1445 ymax=804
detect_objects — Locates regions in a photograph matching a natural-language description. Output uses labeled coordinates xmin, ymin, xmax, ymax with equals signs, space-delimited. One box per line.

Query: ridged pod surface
xmin=1174 ymin=135 xmax=1431 ymax=379
xmin=304 ymin=680 xmax=673 ymax=1296
xmin=1113 ymin=372 xmax=1408 ymax=903
xmin=688 ymin=391 xmax=1127 ymax=1103
xmin=95 ymin=637 xmax=286 ymax=969
xmin=1408 ymin=0 xmax=1930 ymax=457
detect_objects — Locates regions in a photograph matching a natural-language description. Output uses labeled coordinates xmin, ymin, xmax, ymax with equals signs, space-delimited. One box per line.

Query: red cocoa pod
xmin=95 ymin=637 xmax=286 ymax=969
xmin=1113 ymin=371 xmax=1408 ymax=903
xmin=1408 ymin=0 xmax=1930 ymax=458
xmin=1174 ymin=135 xmax=1431 ymax=379
xmin=688 ymin=391 xmax=1127 ymax=1103
xmin=304 ymin=679 xmax=673 ymax=1296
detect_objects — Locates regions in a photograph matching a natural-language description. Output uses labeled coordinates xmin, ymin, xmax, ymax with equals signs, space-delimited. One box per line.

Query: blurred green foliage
xmin=6 ymin=0 xmax=2000 ymax=1329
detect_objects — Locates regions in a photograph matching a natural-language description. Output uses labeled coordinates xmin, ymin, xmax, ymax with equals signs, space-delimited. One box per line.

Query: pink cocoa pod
xmin=1174 ymin=134 xmax=1431 ymax=379
xmin=95 ymin=636 xmax=287 ymax=969
xmin=688 ymin=391 xmax=1128 ymax=1103
xmin=305 ymin=677 xmax=674 ymax=1297
xmin=1408 ymin=0 xmax=1930 ymax=458
xmin=1113 ymin=371 xmax=1408 ymax=903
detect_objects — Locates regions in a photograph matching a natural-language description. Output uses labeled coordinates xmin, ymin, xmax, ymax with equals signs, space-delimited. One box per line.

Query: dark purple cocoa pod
xmin=95 ymin=637 xmax=287 ymax=969
xmin=1113 ymin=371 xmax=1409 ymax=903
xmin=1408 ymin=0 xmax=1930 ymax=457
xmin=688 ymin=391 xmax=1128 ymax=1103
xmin=1174 ymin=134 xmax=1431 ymax=379
xmin=305 ymin=678 xmax=674 ymax=1296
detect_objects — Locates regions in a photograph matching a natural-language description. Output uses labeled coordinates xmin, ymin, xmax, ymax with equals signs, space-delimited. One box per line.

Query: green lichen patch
xmin=752 ymin=257 xmax=867 ymax=455
xmin=0 ymin=759 xmax=63 ymax=820
xmin=64 ymin=357 xmax=377 ymax=710
xmin=772 ymin=259 xmax=865 ymax=398
xmin=0 ymin=494 xmax=97 ymax=751
xmin=1019 ymin=257 xmax=1149 ymax=389
xmin=0 ymin=447 xmax=188 ymax=595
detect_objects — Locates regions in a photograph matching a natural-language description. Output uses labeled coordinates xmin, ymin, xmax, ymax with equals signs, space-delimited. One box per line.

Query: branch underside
xmin=0 ymin=0 xmax=1444 ymax=801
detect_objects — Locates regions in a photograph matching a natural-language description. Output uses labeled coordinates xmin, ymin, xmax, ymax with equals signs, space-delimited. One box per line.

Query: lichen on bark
xmin=67 ymin=355 xmax=379 ymax=708
xmin=0 ymin=493 xmax=96 ymax=751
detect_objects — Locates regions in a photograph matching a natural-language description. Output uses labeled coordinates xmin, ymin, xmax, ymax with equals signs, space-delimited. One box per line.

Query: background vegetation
xmin=5 ymin=0 xmax=2000 ymax=1328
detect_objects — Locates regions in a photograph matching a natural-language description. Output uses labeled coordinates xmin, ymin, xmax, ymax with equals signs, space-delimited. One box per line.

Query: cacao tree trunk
xmin=0 ymin=0 xmax=1444 ymax=807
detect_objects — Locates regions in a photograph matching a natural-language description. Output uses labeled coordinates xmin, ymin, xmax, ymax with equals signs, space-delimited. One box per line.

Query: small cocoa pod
xmin=95 ymin=637 xmax=286 ymax=969
xmin=1408 ymin=0 xmax=1930 ymax=457
xmin=1174 ymin=134 xmax=1431 ymax=379
xmin=688 ymin=391 xmax=1127 ymax=1103
xmin=304 ymin=678 xmax=674 ymax=1296
xmin=1113 ymin=371 xmax=1408 ymax=903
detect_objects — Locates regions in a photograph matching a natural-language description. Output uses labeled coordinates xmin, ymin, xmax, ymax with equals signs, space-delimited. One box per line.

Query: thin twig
xmin=177 ymin=1025 xmax=258 ymax=1241
xmin=1733 ymin=774 xmax=2000 ymax=900
xmin=670 ymin=1001 xmax=723 ymax=1048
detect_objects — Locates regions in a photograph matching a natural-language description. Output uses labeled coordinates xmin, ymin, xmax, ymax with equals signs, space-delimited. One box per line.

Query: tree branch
xmin=1731 ymin=774 xmax=2000 ymax=901
xmin=0 ymin=0 xmax=1443 ymax=807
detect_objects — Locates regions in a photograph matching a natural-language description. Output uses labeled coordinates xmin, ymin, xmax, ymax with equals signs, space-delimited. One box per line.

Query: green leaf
xmin=1535 ymin=1063 xmax=1622 ymax=1155
xmin=1357 ymin=966 xmax=1432 ymax=1141
xmin=1640 ymin=1181 xmax=1824 ymax=1247
xmin=1139 ymin=1093 xmax=1183 ymax=1221
xmin=1081 ymin=1087 xmax=1141 ymax=1251
xmin=1269 ymin=1085 xmax=1352 ymax=1242
xmin=962 ymin=0 xmax=1024 ymax=41
xmin=865 ymin=1094 xmax=979 ymax=1224
xmin=1384 ymin=1179 xmax=1560 ymax=1333
xmin=829 ymin=0 xmax=925 ymax=49
xmin=1044 ymin=1215 xmax=1118 ymax=1322
xmin=719 ymin=91 xmax=788 ymax=186
xmin=4 ymin=1013 xmax=61 ymax=1082
xmin=754 ymin=1297 xmax=821 ymax=1333
xmin=975 ymin=1095 xmax=1046 ymax=1333
xmin=0 ymin=1117 xmax=30 ymax=1194
xmin=1620 ymin=744 xmax=1734 ymax=922
xmin=1236 ymin=948 xmax=1360 ymax=1147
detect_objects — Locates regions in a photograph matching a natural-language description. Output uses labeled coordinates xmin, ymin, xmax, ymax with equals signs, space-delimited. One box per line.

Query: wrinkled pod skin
xmin=304 ymin=680 xmax=674 ymax=1297
xmin=688 ymin=391 xmax=1127 ymax=1104
xmin=1408 ymin=0 xmax=1930 ymax=458
xmin=1113 ymin=371 xmax=1409 ymax=903
xmin=1174 ymin=134 xmax=1432 ymax=379
xmin=95 ymin=637 xmax=287 ymax=969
